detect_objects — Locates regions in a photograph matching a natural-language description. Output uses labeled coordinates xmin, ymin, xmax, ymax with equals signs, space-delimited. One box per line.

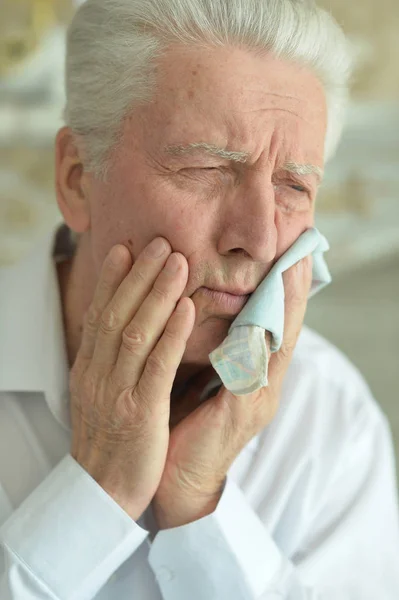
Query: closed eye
xmin=290 ymin=184 xmax=308 ymax=193
xmin=184 ymin=167 xmax=226 ymax=176
xmin=197 ymin=167 xmax=221 ymax=172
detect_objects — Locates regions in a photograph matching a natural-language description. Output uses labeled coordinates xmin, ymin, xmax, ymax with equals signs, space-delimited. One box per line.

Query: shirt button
xmin=156 ymin=566 xmax=174 ymax=582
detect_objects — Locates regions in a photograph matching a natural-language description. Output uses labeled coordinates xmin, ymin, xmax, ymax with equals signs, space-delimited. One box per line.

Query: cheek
xmin=142 ymin=183 xmax=214 ymax=255
xmin=274 ymin=208 xmax=315 ymax=258
xmin=87 ymin=177 xmax=150 ymax=272
xmin=156 ymin=202 xmax=194 ymax=236
xmin=95 ymin=168 xmax=213 ymax=268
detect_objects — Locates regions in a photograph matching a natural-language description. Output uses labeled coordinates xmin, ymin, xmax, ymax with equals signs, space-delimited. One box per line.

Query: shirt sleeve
xmin=0 ymin=454 xmax=149 ymax=600
xmin=148 ymin=401 xmax=399 ymax=599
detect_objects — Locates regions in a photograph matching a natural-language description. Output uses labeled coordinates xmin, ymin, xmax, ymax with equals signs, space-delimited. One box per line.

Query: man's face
xmin=85 ymin=44 xmax=327 ymax=369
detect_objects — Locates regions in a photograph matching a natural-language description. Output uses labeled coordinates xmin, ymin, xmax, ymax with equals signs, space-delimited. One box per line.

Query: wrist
xmin=153 ymin=491 xmax=222 ymax=529
xmin=71 ymin=453 xmax=148 ymax=521
xmin=101 ymin=485 xmax=146 ymax=522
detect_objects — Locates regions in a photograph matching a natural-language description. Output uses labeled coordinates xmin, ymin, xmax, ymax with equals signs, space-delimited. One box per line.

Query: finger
xmin=276 ymin=255 xmax=313 ymax=365
xmin=135 ymin=296 xmax=196 ymax=410
xmin=265 ymin=331 xmax=272 ymax=356
xmin=113 ymin=252 xmax=189 ymax=387
xmin=76 ymin=245 xmax=132 ymax=363
xmin=91 ymin=237 xmax=172 ymax=369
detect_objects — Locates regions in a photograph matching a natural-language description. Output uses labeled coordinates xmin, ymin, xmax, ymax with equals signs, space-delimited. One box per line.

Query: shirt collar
xmin=0 ymin=219 xmax=74 ymax=432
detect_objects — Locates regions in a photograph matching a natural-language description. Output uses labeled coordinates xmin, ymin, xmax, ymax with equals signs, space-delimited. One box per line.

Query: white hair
xmin=64 ymin=0 xmax=353 ymax=180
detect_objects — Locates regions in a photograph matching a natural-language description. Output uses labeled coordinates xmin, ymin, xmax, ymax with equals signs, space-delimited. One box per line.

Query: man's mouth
xmin=198 ymin=287 xmax=250 ymax=315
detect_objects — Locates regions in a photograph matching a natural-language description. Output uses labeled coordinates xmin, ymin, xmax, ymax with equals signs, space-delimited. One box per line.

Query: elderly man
xmin=1 ymin=0 xmax=399 ymax=598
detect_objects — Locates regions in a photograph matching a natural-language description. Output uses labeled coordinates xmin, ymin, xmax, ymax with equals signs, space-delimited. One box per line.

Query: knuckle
xmin=110 ymin=386 xmax=140 ymax=422
xmin=132 ymin=266 xmax=147 ymax=285
xmin=279 ymin=341 xmax=295 ymax=361
xmin=146 ymin=351 xmax=168 ymax=378
xmin=99 ymin=307 xmax=120 ymax=334
xmin=122 ymin=324 xmax=148 ymax=352
xmin=163 ymin=323 xmax=183 ymax=344
xmin=151 ymin=282 xmax=170 ymax=303
xmin=85 ymin=304 xmax=101 ymax=331
xmin=122 ymin=387 xmax=150 ymax=420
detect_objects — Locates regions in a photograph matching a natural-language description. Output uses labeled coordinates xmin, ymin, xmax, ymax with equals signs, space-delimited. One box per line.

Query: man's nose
xmin=216 ymin=179 xmax=277 ymax=263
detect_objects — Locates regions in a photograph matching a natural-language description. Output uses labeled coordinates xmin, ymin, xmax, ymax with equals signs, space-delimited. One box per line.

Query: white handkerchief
xmin=208 ymin=228 xmax=331 ymax=396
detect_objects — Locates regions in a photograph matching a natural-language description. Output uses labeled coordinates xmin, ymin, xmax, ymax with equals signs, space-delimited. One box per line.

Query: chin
xmin=183 ymin=317 xmax=231 ymax=362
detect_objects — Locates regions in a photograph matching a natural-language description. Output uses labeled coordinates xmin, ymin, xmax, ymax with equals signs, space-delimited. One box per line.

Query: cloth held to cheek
xmin=208 ymin=227 xmax=332 ymax=396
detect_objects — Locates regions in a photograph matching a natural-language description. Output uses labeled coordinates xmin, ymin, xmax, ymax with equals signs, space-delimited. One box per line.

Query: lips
xmin=202 ymin=285 xmax=258 ymax=296
xmin=204 ymin=285 xmax=257 ymax=296
xmin=199 ymin=287 xmax=250 ymax=314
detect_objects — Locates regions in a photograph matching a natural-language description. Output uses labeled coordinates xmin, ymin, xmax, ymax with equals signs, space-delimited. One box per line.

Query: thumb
xmin=272 ymin=256 xmax=313 ymax=372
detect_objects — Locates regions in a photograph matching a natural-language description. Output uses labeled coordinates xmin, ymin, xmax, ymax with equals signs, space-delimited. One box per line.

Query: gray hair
xmin=64 ymin=0 xmax=353 ymax=180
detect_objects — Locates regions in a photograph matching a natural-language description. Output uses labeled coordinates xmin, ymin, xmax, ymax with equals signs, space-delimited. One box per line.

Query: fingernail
xmin=147 ymin=237 xmax=167 ymax=258
xmin=164 ymin=253 xmax=181 ymax=273
xmin=176 ymin=297 xmax=189 ymax=313
xmin=109 ymin=245 xmax=123 ymax=266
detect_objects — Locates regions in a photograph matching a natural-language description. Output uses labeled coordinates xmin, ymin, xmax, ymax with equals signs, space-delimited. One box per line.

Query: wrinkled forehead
xmin=132 ymin=44 xmax=327 ymax=164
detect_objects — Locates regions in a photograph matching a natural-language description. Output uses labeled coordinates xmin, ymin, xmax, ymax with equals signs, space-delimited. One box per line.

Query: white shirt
xmin=0 ymin=220 xmax=399 ymax=600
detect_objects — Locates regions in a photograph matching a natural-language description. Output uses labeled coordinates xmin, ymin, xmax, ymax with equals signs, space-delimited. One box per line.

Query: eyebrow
xmin=283 ymin=161 xmax=324 ymax=182
xmin=164 ymin=142 xmax=249 ymax=163
xmin=163 ymin=142 xmax=324 ymax=182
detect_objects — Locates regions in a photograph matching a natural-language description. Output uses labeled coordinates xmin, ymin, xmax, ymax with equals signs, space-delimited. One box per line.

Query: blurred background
xmin=0 ymin=2 xmax=398 ymax=463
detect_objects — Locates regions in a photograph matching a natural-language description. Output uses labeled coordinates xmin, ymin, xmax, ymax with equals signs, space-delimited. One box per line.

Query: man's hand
xmin=152 ymin=256 xmax=313 ymax=529
xmin=69 ymin=237 xmax=195 ymax=521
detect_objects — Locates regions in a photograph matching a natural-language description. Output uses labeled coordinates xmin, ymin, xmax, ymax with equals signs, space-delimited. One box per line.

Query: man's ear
xmin=55 ymin=126 xmax=91 ymax=234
